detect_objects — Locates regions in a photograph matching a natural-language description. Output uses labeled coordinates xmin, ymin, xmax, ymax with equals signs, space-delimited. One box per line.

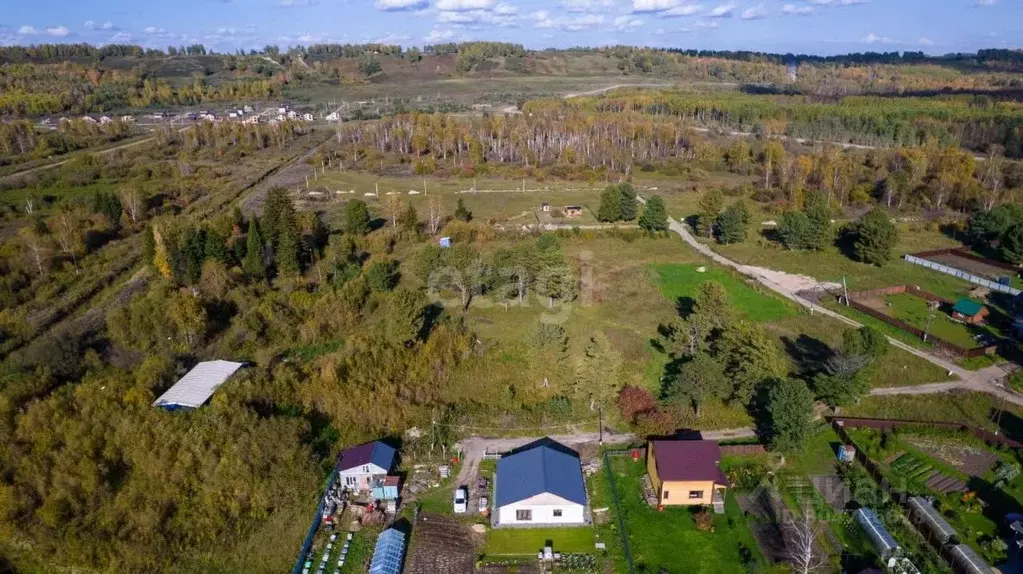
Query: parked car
xmin=478 ymin=496 xmax=489 ymax=514
xmin=453 ymin=486 xmax=468 ymax=513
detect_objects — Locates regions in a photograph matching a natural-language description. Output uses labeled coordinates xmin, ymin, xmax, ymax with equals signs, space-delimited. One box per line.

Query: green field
xmin=651 ymin=263 xmax=796 ymax=322
xmin=590 ymin=455 xmax=770 ymax=574
xmin=484 ymin=527 xmax=596 ymax=556
xmin=881 ymin=293 xmax=996 ymax=349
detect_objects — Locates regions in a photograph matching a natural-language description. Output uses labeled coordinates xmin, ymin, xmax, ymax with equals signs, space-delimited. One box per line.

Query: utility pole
xmin=923 ymin=312 xmax=937 ymax=342
xmin=599 ymin=407 xmax=604 ymax=446
xmin=842 ymin=276 xmax=849 ymax=305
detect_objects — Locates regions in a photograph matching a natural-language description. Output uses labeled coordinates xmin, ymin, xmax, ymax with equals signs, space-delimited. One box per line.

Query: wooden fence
xmin=843 ymin=285 xmax=997 ymax=359
xmin=832 ymin=416 xmax=1022 ymax=449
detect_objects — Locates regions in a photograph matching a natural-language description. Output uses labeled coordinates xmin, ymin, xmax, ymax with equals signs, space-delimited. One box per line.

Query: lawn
xmin=484 ymin=527 xmax=596 ymax=556
xmin=881 ymin=293 xmax=995 ymax=349
xmin=591 ymin=454 xmax=769 ymax=574
xmin=650 ymin=262 xmax=796 ymax=322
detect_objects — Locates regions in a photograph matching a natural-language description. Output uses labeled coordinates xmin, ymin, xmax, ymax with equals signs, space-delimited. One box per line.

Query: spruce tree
xmin=618 ymin=183 xmax=637 ymax=221
xmin=243 ymin=219 xmax=266 ymax=279
xmin=638 ymin=196 xmax=669 ymax=232
xmin=597 ymin=185 xmax=623 ymax=222
xmin=454 ymin=198 xmax=472 ymax=222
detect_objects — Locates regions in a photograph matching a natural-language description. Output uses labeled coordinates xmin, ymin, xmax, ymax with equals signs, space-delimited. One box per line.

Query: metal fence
xmin=904 ymin=255 xmax=1021 ymax=295
xmin=602 ymin=450 xmax=636 ymax=574
xmin=291 ymin=467 xmax=339 ymax=574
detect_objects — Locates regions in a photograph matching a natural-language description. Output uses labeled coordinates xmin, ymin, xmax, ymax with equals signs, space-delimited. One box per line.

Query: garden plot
xmin=888 ymin=452 xmax=968 ymax=494
xmin=404 ymin=513 xmax=480 ymax=574
xmin=923 ymin=251 xmax=1021 ymax=287
xmin=903 ymin=437 xmax=999 ymax=477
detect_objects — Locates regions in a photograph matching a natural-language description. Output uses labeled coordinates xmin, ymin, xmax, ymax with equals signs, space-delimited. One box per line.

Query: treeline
xmin=657 ymin=47 xmax=1023 ymax=71
xmin=0 ymin=43 xmax=210 ymax=63
xmin=0 ymin=118 xmax=136 ymax=166
xmin=548 ymin=91 xmax=1023 ymax=156
xmin=330 ymin=110 xmax=1019 ymax=213
xmin=0 ymin=63 xmax=282 ymax=116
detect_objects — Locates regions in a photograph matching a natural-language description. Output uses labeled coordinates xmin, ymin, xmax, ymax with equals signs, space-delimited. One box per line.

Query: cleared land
xmin=858 ymin=292 xmax=997 ymax=349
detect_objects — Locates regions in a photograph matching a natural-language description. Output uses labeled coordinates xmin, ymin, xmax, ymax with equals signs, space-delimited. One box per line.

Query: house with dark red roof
xmin=647 ymin=440 xmax=728 ymax=511
xmin=336 ymin=441 xmax=396 ymax=492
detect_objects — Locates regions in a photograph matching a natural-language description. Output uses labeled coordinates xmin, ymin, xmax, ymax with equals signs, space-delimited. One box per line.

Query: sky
xmin=0 ymin=0 xmax=1020 ymax=56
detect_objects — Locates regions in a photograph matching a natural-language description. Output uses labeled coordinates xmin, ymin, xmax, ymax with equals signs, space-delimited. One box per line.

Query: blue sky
xmin=0 ymin=0 xmax=1019 ymax=56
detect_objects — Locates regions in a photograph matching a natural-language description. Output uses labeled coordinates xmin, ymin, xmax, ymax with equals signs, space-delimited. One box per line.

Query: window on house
xmin=345 ymin=476 xmax=356 ymax=486
xmin=553 ymin=509 xmax=563 ymax=518
xmin=663 ymin=490 xmax=669 ymax=500
xmin=516 ymin=509 xmax=532 ymax=521
xmin=688 ymin=490 xmax=704 ymax=499
xmin=362 ymin=465 xmax=369 ymax=473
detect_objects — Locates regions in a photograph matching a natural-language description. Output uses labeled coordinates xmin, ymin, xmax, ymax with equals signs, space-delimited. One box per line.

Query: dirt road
xmin=563 ymin=83 xmax=673 ymax=99
xmin=453 ymin=426 xmax=757 ymax=490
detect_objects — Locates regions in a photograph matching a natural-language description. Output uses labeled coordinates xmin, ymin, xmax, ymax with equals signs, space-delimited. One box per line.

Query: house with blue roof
xmin=493 ymin=438 xmax=588 ymax=527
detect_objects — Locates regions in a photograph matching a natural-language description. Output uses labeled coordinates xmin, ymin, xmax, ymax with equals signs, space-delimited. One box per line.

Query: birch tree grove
xmin=783 ymin=506 xmax=828 ymax=574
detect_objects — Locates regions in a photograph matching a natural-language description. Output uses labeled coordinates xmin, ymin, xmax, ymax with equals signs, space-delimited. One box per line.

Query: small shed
xmin=837 ymin=445 xmax=856 ymax=463
xmin=952 ymin=298 xmax=989 ymax=325
xmin=853 ymin=508 xmax=900 ymax=558
xmin=949 ymin=544 xmax=994 ymax=574
xmin=541 ymin=202 xmax=551 ymax=212
xmin=564 ymin=206 xmax=583 ymax=218
xmin=439 ymin=237 xmax=452 ymax=248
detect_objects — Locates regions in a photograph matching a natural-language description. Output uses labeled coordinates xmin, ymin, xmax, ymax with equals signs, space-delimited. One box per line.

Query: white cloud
xmin=435 ymin=0 xmax=495 ymax=10
xmin=561 ymin=14 xmax=605 ymax=30
xmin=436 ymin=6 xmax=518 ymax=26
xmin=375 ymin=33 xmax=411 ymax=43
xmin=84 ymin=20 xmax=96 ymax=29
xmin=861 ymin=32 xmax=891 ymax=44
xmin=280 ymin=0 xmax=318 ymax=6
xmin=46 ymin=26 xmax=70 ymax=37
xmin=974 ymin=0 xmax=996 ymax=5
xmin=781 ymin=3 xmax=813 ymax=15
xmin=741 ymin=4 xmax=767 ymax=19
xmin=632 ymin=0 xmax=679 ymax=11
xmin=663 ymin=4 xmax=703 ymax=16
xmin=110 ymin=32 xmax=132 ymax=42
xmin=613 ymin=15 xmax=644 ymax=29
xmin=809 ymin=0 xmax=865 ymax=5
xmin=693 ymin=18 xmax=718 ymax=27
xmin=531 ymin=12 xmax=605 ymax=30
xmin=17 ymin=25 xmax=37 ymax=35
xmin=654 ymin=27 xmax=665 ymax=34
xmin=102 ymin=21 xmax=113 ymax=30
xmin=707 ymin=3 xmax=734 ymax=17
xmin=918 ymin=36 xmax=934 ymax=46
xmin=424 ymin=27 xmax=457 ymax=41
xmin=376 ymin=0 xmax=429 ymax=10
xmin=216 ymin=27 xmax=237 ymax=35
xmin=143 ymin=26 xmax=161 ymax=34
xmin=560 ymin=0 xmax=615 ymax=12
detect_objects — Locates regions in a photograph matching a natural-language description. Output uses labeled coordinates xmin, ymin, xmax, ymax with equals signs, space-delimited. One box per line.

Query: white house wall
xmin=497 ymin=493 xmax=585 ymax=526
xmin=337 ymin=463 xmax=387 ymax=490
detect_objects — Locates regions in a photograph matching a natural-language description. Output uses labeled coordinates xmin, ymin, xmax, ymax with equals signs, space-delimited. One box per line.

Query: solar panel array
xmin=368 ymin=529 xmax=405 ymax=574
